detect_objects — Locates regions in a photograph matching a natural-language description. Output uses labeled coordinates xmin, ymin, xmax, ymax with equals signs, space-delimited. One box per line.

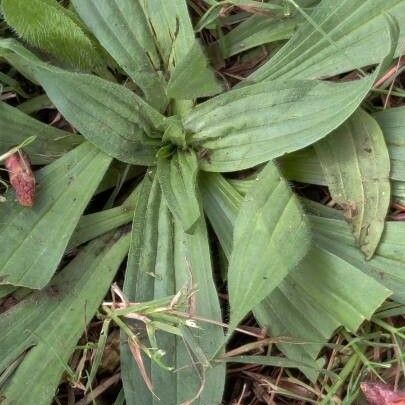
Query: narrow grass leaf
xmin=1 ymin=0 xmax=104 ymax=70
xmin=0 ymin=231 xmax=130 ymax=404
xmin=227 ymin=162 xmax=311 ymax=330
xmin=314 ymin=109 xmax=391 ymax=259
xmin=157 ymin=149 xmax=201 ymax=233
xmin=0 ymin=142 xmax=112 ymax=289
xmin=217 ymin=13 xmax=302 ymax=58
xmin=71 ymin=0 xmax=167 ymax=111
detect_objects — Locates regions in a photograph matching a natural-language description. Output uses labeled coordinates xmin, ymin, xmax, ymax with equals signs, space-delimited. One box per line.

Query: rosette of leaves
xmin=0 ymin=0 xmax=404 ymax=404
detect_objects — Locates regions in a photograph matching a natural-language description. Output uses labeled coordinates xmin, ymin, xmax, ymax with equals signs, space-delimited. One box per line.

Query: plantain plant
xmin=0 ymin=0 xmax=405 ymax=404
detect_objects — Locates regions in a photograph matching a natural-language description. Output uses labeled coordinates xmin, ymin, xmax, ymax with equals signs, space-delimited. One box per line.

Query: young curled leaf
xmin=5 ymin=151 xmax=35 ymax=207
xmin=361 ymin=382 xmax=405 ymax=405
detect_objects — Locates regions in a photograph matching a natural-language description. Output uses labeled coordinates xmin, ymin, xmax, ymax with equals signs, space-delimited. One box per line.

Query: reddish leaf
xmin=361 ymin=382 xmax=405 ymax=405
xmin=5 ymin=151 xmax=36 ymax=207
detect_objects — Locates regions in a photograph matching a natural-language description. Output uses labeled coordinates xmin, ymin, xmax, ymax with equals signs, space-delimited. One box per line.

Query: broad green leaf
xmin=0 ymin=142 xmax=112 ymax=289
xmin=0 ymin=231 xmax=130 ymax=404
xmin=71 ymin=0 xmax=167 ymax=111
xmin=314 ymin=109 xmax=390 ymax=259
xmin=122 ymin=175 xmax=225 ymax=405
xmin=227 ymin=162 xmax=311 ymax=330
xmin=201 ymin=173 xmax=390 ymax=381
xmin=167 ymin=40 xmax=223 ymax=100
xmin=67 ymin=186 xmax=139 ymax=250
xmin=157 ymin=149 xmax=200 ymax=233
xmin=312 ymin=216 xmax=405 ymax=305
xmin=248 ymin=0 xmax=405 ymax=82
xmin=374 ymin=106 xmax=405 ymax=182
xmin=281 ymin=148 xmax=405 ymax=207
xmin=279 ymin=107 xmax=405 ymax=204
xmin=1 ymin=0 xmax=104 ymax=70
xmin=186 ymin=74 xmax=377 ymax=172
xmin=0 ymin=39 xmax=166 ymax=166
xmin=0 ymin=101 xmax=82 ymax=164
xmin=139 ymin=0 xmax=195 ymax=73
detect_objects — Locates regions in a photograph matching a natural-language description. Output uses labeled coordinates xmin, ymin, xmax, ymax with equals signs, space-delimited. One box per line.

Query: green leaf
xmin=0 ymin=101 xmax=82 ymax=164
xmin=122 ymin=174 xmax=225 ymax=404
xmin=201 ymin=173 xmax=390 ymax=381
xmin=0 ymin=231 xmax=130 ymax=404
xmin=227 ymin=162 xmax=311 ymax=329
xmin=186 ymin=74 xmax=377 ymax=172
xmin=0 ymin=39 xmax=166 ymax=166
xmin=139 ymin=0 xmax=195 ymax=73
xmin=220 ymin=355 xmax=324 ymax=372
xmin=279 ymin=107 xmax=405 ymax=204
xmin=157 ymin=149 xmax=201 ymax=233
xmin=0 ymin=142 xmax=112 ymax=289
xmin=248 ymin=0 xmax=405 ymax=82
xmin=71 ymin=0 xmax=167 ymax=111
xmin=312 ymin=216 xmax=405 ymax=305
xmin=0 ymin=71 xmax=29 ymax=97
xmin=67 ymin=186 xmax=139 ymax=251
xmin=1 ymin=0 xmax=104 ymax=70
xmin=314 ymin=109 xmax=390 ymax=259
xmin=217 ymin=13 xmax=302 ymax=58
xmin=167 ymin=40 xmax=223 ymax=100
xmin=374 ymin=106 xmax=405 ymax=182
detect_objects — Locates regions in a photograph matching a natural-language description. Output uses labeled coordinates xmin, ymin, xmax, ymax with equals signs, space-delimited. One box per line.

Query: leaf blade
xmin=0 ymin=231 xmax=130 ymax=404
xmin=186 ymin=75 xmax=377 ymax=172
xmin=71 ymin=0 xmax=167 ymax=110
xmin=314 ymin=109 xmax=391 ymax=259
xmin=157 ymin=149 xmax=201 ymax=233
xmin=0 ymin=142 xmax=112 ymax=289
xmin=227 ymin=162 xmax=311 ymax=329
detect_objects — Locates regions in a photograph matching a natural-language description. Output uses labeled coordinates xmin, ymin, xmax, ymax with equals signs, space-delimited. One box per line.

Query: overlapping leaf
xmin=280 ymin=106 xmax=405 ymax=205
xmin=374 ymin=106 xmax=405 ymax=181
xmin=122 ymin=175 xmax=225 ymax=404
xmin=227 ymin=162 xmax=311 ymax=329
xmin=71 ymin=0 xmax=167 ymax=110
xmin=201 ymin=174 xmax=391 ymax=381
xmin=0 ymin=39 xmax=166 ymax=166
xmin=315 ymin=109 xmax=390 ymax=259
xmin=0 ymin=231 xmax=130 ymax=405
xmin=248 ymin=0 xmax=405 ymax=82
xmin=0 ymin=142 xmax=112 ymax=289
xmin=0 ymin=101 xmax=81 ymax=164
xmin=215 ymin=0 xmax=320 ymax=58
